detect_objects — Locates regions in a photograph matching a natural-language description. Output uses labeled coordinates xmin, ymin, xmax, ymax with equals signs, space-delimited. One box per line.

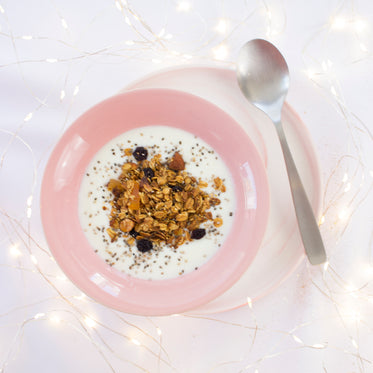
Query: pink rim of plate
xmin=40 ymin=89 xmax=270 ymax=316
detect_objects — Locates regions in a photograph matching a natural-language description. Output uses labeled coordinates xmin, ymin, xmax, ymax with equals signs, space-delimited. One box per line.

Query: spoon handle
xmin=275 ymin=120 xmax=326 ymax=265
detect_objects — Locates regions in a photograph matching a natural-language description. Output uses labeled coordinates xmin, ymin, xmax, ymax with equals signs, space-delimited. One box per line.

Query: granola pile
xmin=106 ymin=146 xmax=226 ymax=253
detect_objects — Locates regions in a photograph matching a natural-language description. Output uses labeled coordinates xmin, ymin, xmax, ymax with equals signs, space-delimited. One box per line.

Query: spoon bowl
xmin=237 ymin=39 xmax=289 ymax=121
xmin=237 ymin=39 xmax=327 ymax=265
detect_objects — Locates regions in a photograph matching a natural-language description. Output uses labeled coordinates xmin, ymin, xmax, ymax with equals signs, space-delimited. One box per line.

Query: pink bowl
xmin=40 ymin=89 xmax=269 ymax=316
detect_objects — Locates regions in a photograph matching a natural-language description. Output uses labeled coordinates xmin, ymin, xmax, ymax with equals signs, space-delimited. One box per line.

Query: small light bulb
xmin=363 ymin=264 xmax=373 ymax=278
xmin=331 ymin=16 xmax=347 ymax=29
xmin=30 ymin=255 xmax=38 ymax=264
xmin=131 ymin=338 xmax=141 ymax=346
xmin=306 ymin=69 xmax=316 ymax=79
xmin=212 ymin=44 xmax=229 ymax=60
xmin=24 ymin=112 xmax=33 ymax=122
xmin=61 ymin=19 xmax=68 ymax=29
xmin=10 ymin=244 xmax=22 ymax=257
xmin=338 ymin=209 xmax=349 ymax=221
xmin=115 ymin=1 xmax=122 ymax=11
xmin=84 ymin=316 xmax=96 ymax=328
xmin=344 ymin=182 xmax=351 ymax=192
xmin=74 ymin=293 xmax=86 ymax=300
xmin=124 ymin=16 xmax=131 ymax=25
xmin=312 ymin=343 xmax=325 ymax=349
xmin=34 ymin=313 xmax=46 ymax=319
xmin=345 ymin=284 xmax=355 ymax=292
xmin=50 ymin=315 xmax=61 ymax=324
xmin=360 ymin=43 xmax=368 ymax=52
xmin=215 ymin=19 xmax=229 ymax=34
xmin=177 ymin=1 xmax=191 ymax=12
xmin=354 ymin=19 xmax=367 ymax=33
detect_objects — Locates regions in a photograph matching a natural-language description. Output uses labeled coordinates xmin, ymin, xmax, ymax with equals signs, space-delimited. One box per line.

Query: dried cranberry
xmin=143 ymin=167 xmax=154 ymax=179
xmin=129 ymin=229 xmax=138 ymax=238
xmin=191 ymin=228 xmax=206 ymax=240
xmin=133 ymin=147 xmax=148 ymax=161
xmin=171 ymin=184 xmax=183 ymax=192
xmin=136 ymin=239 xmax=153 ymax=252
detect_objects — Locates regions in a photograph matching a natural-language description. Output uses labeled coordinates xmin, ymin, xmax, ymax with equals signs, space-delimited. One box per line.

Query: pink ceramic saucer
xmin=40 ymin=89 xmax=270 ymax=316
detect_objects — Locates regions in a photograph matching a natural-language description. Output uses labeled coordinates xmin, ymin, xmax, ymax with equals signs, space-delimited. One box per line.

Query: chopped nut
xmin=110 ymin=218 xmax=119 ymax=229
xmin=140 ymin=193 xmax=149 ymax=204
xmin=106 ymin=228 xmax=118 ymax=242
xmin=154 ymin=211 xmax=167 ymax=219
xmin=107 ymin=179 xmax=123 ymax=192
xmin=119 ymin=219 xmax=134 ymax=232
xmin=168 ymin=222 xmax=178 ymax=231
xmin=122 ymin=162 xmax=137 ymax=171
xmin=213 ymin=177 xmax=226 ymax=192
xmin=155 ymin=202 xmax=165 ymax=210
xmin=169 ymin=152 xmax=185 ymax=171
xmin=157 ymin=176 xmax=167 ymax=186
xmin=164 ymin=200 xmax=173 ymax=209
xmin=213 ymin=177 xmax=222 ymax=189
xmin=127 ymin=237 xmax=135 ymax=245
xmin=144 ymin=217 xmax=154 ymax=225
xmin=143 ymin=183 xmax=153 ymax=193
xmin=213 ymin=217 xmax=223 ymax=227
xmin=185 ymin=198 xmax=194 ymax=210
xmin=162 ymin=187 xmax=171 ymax=195
xmin=210 ymin=197 xmax=221 ymax=206
xmin=159 ymin=223 xmax=168 ymax=231
xmin=171 ymin=206 xmax=179 ymax=214
xmin=174 ymin=193 xmax=182 ymax=202
xmin=174 ymin=228 xmax=184 ymax=236
xmin=205 ymin=211 xmax=213 ymax=220
xmin=176 ymin=236 xmax=185 ymax=246
xmin=176 ymin=212 xmax=188 ymax=221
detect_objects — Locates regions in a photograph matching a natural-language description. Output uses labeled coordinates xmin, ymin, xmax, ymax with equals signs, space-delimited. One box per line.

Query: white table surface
xmin=1 ymin=1 xmax=372 ymax=372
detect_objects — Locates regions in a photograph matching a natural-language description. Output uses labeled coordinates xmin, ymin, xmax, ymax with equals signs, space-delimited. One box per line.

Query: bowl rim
xmin=40 ymin=88 xmax=270 ymax=316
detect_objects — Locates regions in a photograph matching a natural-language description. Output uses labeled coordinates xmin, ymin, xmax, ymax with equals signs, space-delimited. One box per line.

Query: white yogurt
xmin=79 ymin=126 xmax=235 ymax=280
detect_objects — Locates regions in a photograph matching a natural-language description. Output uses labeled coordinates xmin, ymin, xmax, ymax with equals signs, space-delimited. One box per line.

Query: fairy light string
xmin=0 ymin=0 xmax=372 ymax=371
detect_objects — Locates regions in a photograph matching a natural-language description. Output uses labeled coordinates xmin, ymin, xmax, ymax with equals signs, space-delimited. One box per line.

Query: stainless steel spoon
xmin=236 ymin=39 xmax=326 ymax=265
